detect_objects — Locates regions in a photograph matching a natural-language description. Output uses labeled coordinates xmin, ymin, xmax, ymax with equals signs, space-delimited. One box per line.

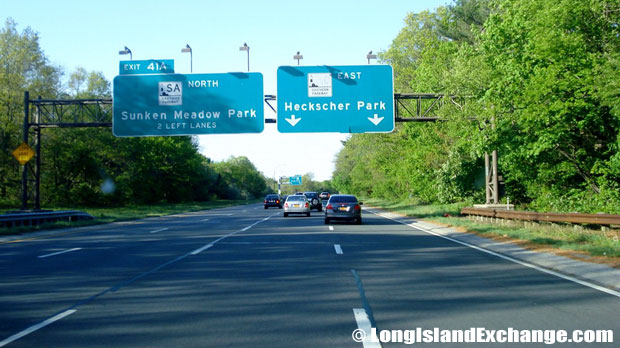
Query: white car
xmin=284 ymin=195 xmax=311 ymax=217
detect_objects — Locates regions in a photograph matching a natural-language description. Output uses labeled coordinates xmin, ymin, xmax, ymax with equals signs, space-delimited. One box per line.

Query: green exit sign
xmin=119 ymin=59 xmax=174 ymax=75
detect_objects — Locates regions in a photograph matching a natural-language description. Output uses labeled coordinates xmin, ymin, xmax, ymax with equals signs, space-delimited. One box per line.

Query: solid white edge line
xmin=0 ymin=309 xmax=77 ymax=347
xmin=334 ymin=244 xmax=343 ymax=254
xmin=37 ymin=248 xmax=82 ymax=259
xmin=149 ymin=228 xmax=169 ymax=234
xmin=353 ymin=308 xmax=382 ymax=348
xmin=368 ymin=210 xmax=620 ymax=298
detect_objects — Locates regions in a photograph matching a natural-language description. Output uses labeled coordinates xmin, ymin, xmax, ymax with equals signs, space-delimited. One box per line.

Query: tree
xmin=479 ymin=0 xmax=620 ymax=212
xmin=213 ymin=156 xmax=268 ymax=200
xmin=334 ymin=1 xmax=490 ymax=203
xmin=0 ymin=18 xmax=62 ymax=206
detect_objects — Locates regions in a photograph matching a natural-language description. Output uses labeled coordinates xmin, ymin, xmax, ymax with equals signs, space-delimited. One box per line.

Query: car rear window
xmin=304 ymin=192 xmax=318 ymax=198
xmin=287 ymin=196 xmax=306 ymax=201
xmin=330 ymin=196 xmax=358 ymax=203
xmin=266 ymin=195 xmax=279 ymax=199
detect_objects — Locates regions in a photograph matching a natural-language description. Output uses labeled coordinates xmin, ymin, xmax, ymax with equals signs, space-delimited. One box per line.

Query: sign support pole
xmin=21 ymin=91 xmax=29 ymax=211
xmin=34 ymin=96 xmax=42 ymax=211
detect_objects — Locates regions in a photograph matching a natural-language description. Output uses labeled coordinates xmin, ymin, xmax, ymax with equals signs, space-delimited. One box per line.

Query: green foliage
xmin=335 ymin=1 xmax=489 ymax=204
xmin=480 ymin=0 xmax=620 ymax=212
xmin=0 ymin=18 xmax=62 ymax=206
xmin=0 ymin=18 xmax=271 ymax=209
xmin=212 ymin=156 xmax=268 ymax=200
xmin=333 ymin=0 xmax=620 ymax=214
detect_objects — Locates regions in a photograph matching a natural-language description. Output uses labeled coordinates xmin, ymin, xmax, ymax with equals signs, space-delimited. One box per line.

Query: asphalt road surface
xmin=0 ymin=203 xmax=618 ymax=347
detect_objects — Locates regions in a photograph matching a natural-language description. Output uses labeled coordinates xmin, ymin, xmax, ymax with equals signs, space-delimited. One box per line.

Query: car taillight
xmin=285 ymin=203 xmax=288 ymax=208
xmin=354 ymin=204 xmax=361 ymax=211
xmin=276 ymin=200 xmax=280 ymax=204
xmin=305 ymin=202 xmax=309 ymax=208
xmin=326 ymin=204 xmax=333 ymax=210
xmin=264 ymin=200 xmax=267 ymax=203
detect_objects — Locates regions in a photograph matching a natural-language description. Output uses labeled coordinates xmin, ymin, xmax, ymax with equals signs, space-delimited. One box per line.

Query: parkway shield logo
xmin=159 ymin=81 xmax=182 ymax=106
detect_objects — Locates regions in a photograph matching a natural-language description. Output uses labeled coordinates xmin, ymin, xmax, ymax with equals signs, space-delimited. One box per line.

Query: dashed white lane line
xmin=190 ymin=212 xmax=278 ymax=255
xmin=4 ymin=210 xmax=277 ymax=346
xmin=149 ymin=228 xmax=169 ymax=234
xmin=0 ymin=309 xmax=77 ymax=347
xmin=196 ymin=213 xmax=233 ymax=216
xmin=353 ymin=309 xmax=382 ymax=348
xmin=38 ymin=248 xmax=82 ymax=259
xmin=201 ymin=218 xmax=210 ymax=222
xmin=190 ymin=244 xmax=213 ymax=255
xmin=334 ymin=244 xmax=343 ymax=254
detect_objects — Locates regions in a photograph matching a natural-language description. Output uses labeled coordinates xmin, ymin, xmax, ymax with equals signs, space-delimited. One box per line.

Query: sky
xmin=2 ymin=0 xmax=449 ymax=182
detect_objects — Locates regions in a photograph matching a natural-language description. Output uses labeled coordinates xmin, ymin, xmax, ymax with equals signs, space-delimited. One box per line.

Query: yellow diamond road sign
xmin=12 ymin=142 xmax=35 ymax=165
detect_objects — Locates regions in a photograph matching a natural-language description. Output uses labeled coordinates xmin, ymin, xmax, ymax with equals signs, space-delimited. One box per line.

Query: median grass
xmin=0 ymin=199 xmax=259 ymax=236
xmin=363 ymin=197 xmax=620 ymax=264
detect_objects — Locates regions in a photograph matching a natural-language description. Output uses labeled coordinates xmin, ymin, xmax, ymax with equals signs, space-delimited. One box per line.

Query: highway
xmin=0 ymin=203 xmax=618 ymax=347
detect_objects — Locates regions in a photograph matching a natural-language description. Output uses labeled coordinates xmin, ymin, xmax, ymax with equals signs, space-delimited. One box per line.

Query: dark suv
xmin=303 ymin=192 xmax=322 ymax=212
xmin=264 ymin=194 xmax=282 ymax=209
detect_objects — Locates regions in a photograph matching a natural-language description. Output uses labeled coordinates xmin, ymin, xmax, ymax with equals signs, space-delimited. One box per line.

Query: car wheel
xmin=312 ymin=198 xmax=319 ymax=206
xmin=284 ymin=213 xmax=288 ymax=217
xmin=324 ymin=218 xmax=330 ymax=224
xmin=356 ymin=217 xmax=362 ymax=225
xmin=318 ymin=207 xmax=322 ymax=212
xmin=278 ymin=206 xmax=282 ymax=209
xmin=306 ymin=212 xmax=311 ymax=217
xmin=264 ymin=206 xmax=268 ymax=209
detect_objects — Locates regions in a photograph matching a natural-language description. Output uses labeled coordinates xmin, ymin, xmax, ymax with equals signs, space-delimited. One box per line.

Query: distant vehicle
xmin=324 ymin=194 xmax=363 ymax=224
xmin=264 ymin=194 xmax=282 ymax=209
xmin=319 ymin=191 xmax=330 ymax=206
xmin=303 ymin=192 xmax=323 ymax=212
xmin=284 ymin=195 xmax=311 ymax=217
xmin=280 ymin=195 xmax=288 ymax=204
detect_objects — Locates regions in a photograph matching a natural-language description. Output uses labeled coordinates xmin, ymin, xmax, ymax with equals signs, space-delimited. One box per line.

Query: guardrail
xmin=0 ymin=211 xmax=94 ymax=229
xmin=461 ymin=207 xmax=620 ymax=226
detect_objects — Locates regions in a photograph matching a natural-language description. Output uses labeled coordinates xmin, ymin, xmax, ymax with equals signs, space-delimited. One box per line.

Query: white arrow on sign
xmin=285 ymin=115 xmax=302 ymax=127
xmin=368 ymin=113 xmax=384 ymax=126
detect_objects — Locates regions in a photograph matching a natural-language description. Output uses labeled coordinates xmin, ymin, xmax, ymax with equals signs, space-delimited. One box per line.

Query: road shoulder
xmin=366 ymin=207 xmax=620 ymax=292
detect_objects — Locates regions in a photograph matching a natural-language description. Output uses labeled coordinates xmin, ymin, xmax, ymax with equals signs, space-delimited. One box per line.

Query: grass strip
xmin=0 ymin=199 xmax=259 ymax=236
xmin=363 ymin=198 xmax=620 ymax=261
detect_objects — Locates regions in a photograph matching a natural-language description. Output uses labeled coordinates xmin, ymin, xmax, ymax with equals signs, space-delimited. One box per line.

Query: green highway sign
xmin=289 ymin=175 xmax=302 ymax=185
xmin=119 ymin=59 xmax=174 ymax=75
xmin=277 ymin=65 xmax=394 ymax=133
xmin=113 ymin=73 xmax=264 ymax=137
